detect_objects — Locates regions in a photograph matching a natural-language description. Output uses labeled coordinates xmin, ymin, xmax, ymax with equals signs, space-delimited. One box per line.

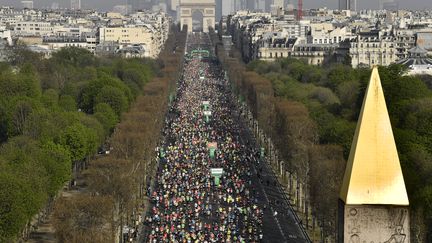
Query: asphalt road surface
xmin=141 ymin=32 xmax=310 ymax=243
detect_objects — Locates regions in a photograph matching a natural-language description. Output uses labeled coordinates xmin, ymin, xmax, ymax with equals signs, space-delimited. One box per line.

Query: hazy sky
xmin=0 ymin=0 xmax=431 ymax=11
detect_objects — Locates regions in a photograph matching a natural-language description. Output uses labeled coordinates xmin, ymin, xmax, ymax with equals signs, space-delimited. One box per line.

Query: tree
xmin=0 ymin=137 xmax=50 ymax=241
xmin=41 ymin=89 xmax=59 ymax=109
xmin=86 ymin=158 xmax=134 ymax=202
xmin=58 ymin=95 xmax=77 ymax=112
xmin=53 ymin=195 xmax=114 ymax=243
xmin=95 ymin=86 xmax=128 ymax=117
xmin=0 ymin=67 xmax=41 ymax=99
xmin=39 ymin=142 xmax=72 ymax=197
xmin=6 ymin=43 xmax=43 ymax=68
xmin=85 ymin=157 xmax=135 ymax=241
xmin=0 ymin=167 xmax=32 ymax=242
xmin=51 ymin=47 xmax=97 ymax=68
xmin=336 ymin=81 xmax=360 ymax=110
xmin=310 ymin=87 xmax=340 ymax=106
xmin=79 ymin=75 xmax=132 ymax=114
xmin=80 ymin=114 xmax=105 ymax=149
xmin=274 ymin=100 xmax=318 ymax=182
xmin=18 ymin=63 xmax=42 ymax=98
xmin=60 ymin=123 xmax=90 ymax=162
xmin=309 ymin=145 xmax=345 ymax=236
xmin=93 ymin=103 xmax=119 ymax=134
xmin=0 ymin=102 xmax=8 ymax=143
xmin=9 ymin=97 xmax=41 ymax=136
xmin=23 ymin=109 xmax=56 ymax=142
xmin=325 ymin=64 xmax=357 ymax=91
xmin=0 ymin=24 xmax=176 ymax=242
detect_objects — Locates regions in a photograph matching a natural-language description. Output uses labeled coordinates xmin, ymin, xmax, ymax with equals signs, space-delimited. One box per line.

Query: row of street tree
xmin=52 ymin=26 xmax=187 ymax=242
xmin=0 ymin=25 xmax=185 ymax=242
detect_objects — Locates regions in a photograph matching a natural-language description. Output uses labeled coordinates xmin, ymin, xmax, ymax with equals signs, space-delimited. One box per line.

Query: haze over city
xmin=0 ymin=0 xmax=431 ymax=10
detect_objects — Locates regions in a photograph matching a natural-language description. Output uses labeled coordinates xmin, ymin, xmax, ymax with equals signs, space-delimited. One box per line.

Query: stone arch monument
xmin=179 ymin=0 xmax=215 ymax=33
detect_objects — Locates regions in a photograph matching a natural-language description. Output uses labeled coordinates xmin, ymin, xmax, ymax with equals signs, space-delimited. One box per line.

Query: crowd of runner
xmin=145 ymin=33 xmax=266 ymax=242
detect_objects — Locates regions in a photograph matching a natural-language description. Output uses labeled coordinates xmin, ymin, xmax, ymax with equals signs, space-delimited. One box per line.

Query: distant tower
xmin=338 ymin=67 xmax=410 ymax=243
xmin=71 ymin=0 xmax=81 ymax=10
xmin=339 ymin=0 xmax=356 ymax=11
xmin=339 ymin=0 xmax=348 ymax=10
xmin=297 ymin=0 xmax=302 ymax=20
xmin=216 ymin=0 xmax=222 ymax=20
xmin=21 ymin=1 xmax=33 ymax=9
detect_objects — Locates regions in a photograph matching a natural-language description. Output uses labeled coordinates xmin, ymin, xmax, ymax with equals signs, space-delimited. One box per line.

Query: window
xmin=270 ymin=52 xmax=273 ymax=58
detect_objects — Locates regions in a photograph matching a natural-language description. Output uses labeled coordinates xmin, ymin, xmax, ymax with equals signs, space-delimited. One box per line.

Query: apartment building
xmin=349 ymin=31 xmax=397 ymax=68
xmin=99 ymin=25 xmax=162 ymax=58
xmin=12 ymin=21 xmax=55 ymax=36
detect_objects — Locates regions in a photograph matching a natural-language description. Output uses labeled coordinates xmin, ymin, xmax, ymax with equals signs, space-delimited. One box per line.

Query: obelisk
xmin=338 ymin=67 xmax=410 ymax=243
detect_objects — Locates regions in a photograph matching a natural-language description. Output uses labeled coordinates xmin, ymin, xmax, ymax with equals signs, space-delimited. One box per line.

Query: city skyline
xmin=0 ymin=0 xmax=431 ymax=11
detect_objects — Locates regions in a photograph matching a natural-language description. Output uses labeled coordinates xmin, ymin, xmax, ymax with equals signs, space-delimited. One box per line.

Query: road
xmin=141 ymin=32 xmax=310 ymax=243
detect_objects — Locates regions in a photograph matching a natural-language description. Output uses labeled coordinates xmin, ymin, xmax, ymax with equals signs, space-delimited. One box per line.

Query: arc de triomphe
xmin=178 ymin=0 xmax=215 ymax=33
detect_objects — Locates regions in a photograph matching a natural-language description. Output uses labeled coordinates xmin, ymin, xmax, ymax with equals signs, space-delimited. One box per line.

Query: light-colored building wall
xmin=99 ymin=26 xmax=160 ymax=58
xmin=17 ymin=36 xmax=43 ymax=45
xmin=0 ymin=26 xmax=12 ymax=45
xmin=44 ymin=39 xmax=88 ymax=50
xmin=258 ymin=47 xmax=291 ymax=61
xmin=394 ymin=29 xmax=416 ymax=59
xmin=12 ymin=21 xmax=54 ymax=36
xmin=349 ymin=34 xmax=396 ymax=68
xmin=309 ymin=25 xmax=353 ymax=45
xmin=99 ymin=26 xmax=152 ymax=45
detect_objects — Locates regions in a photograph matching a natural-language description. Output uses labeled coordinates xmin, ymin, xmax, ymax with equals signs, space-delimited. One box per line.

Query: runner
xmin=146 ymin=33 xmax=263 ymax=242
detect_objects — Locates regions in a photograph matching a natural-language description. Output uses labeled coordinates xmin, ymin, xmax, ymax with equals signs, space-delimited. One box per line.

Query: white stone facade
xmin=349 ymin=33 xmax=397 ymax=68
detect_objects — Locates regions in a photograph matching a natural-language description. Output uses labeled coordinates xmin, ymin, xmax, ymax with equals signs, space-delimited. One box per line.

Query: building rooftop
xmin=396 ymin=46 xmax=432 ymax=67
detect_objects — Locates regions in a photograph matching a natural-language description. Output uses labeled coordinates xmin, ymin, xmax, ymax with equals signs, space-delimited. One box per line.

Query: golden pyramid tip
xmin=340 ymin=67 xmax=409 ymax=206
